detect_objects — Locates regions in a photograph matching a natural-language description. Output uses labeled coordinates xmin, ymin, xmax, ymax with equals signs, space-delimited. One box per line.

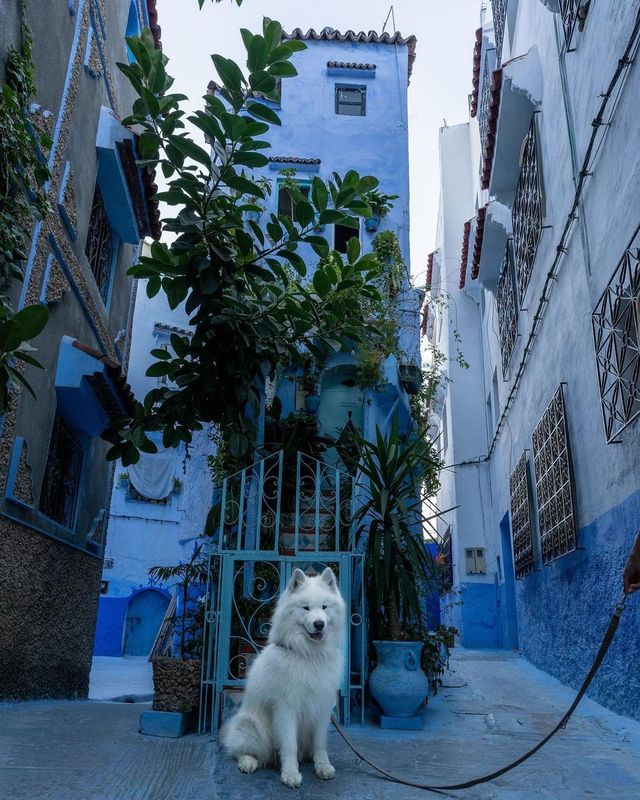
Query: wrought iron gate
xmin=199 ymin=451 xmax=366 ymax=732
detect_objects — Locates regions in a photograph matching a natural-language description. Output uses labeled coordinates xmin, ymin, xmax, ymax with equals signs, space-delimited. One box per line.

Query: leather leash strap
xmin=332 ymin=594 xmax=630 ymax=794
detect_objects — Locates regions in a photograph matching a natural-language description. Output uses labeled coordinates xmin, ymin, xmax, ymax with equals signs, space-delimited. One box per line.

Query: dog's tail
xmin=221 ymin=711 xmax=272 ymax=766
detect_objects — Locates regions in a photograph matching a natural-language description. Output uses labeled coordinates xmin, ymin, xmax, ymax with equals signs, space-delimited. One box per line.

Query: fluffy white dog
xmin=221 ymin=566 xmax=346 ymax=788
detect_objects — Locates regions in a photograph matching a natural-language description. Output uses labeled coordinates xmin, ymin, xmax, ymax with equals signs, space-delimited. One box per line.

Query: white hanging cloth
xmin=128 ymin=439 xmax=178 ymax=500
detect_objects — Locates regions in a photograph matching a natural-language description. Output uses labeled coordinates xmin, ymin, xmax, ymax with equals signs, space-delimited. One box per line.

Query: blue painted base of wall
xmin=515 ymin=489 xmax=640 ymax=721
xmin=94 ymin=596 xmax=128 ymax=656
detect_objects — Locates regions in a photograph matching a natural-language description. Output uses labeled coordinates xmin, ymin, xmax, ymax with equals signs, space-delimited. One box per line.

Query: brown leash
xmin=332 ymin=593 xmax=631 ymax=794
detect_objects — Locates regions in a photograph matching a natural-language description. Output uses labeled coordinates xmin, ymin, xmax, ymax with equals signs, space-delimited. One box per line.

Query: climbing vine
xmin=0 ymin=7 xmax=51 ymax=411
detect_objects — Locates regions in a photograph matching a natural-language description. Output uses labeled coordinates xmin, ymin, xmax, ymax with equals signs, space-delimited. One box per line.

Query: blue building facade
xmin=431 ymin=0 xmax=640 ymax=719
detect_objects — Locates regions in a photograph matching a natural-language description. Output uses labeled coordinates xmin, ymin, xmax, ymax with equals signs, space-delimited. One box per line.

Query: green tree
xmin=104 ymin=19 xmax=382 ymax=466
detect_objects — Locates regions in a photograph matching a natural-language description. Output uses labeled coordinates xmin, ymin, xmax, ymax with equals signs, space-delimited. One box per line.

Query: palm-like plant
xmin=352 ymin=416 xmax=445 ymax=641
xmin=149 ymin=544 xmax=209 ymax=660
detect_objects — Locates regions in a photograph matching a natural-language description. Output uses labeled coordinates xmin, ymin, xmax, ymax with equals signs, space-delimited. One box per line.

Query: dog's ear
xmin=287 ymin=568 xmax=307 ymax=592
xmin=320 ymin=567 xmax=338 ymax=592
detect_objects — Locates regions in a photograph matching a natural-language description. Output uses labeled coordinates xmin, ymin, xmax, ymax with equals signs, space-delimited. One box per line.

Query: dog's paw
xmin=315 ymin=761 xmax=336 ymax=780
xmin=280 ymin=767 xmax=303 ymax=788
xmin=237 ymin=755 xmax=259 ymax=774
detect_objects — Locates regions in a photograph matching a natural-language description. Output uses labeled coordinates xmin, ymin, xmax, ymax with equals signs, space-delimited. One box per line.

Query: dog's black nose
xmin=313 ymin=619 xmax=325 ymax=631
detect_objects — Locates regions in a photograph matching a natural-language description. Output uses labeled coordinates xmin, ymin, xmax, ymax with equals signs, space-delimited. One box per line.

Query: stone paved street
xmin=2 ymin=648 xmax=639 ymax=799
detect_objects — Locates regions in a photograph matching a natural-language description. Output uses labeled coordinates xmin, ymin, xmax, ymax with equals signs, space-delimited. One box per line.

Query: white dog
xmin=221 ymin=566 xmax=346 ymax=788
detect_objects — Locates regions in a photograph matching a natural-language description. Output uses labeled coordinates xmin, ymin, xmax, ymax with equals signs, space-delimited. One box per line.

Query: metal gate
xmin=199 ymin=451 xmax=366 ymax=732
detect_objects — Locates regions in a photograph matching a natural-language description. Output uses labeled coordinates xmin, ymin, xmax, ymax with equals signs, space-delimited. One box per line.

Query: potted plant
xmin=142 ymin=545 xmax=209 ymax=736
xmin=352 ymin=415 xmax=446 ymax=729
xmin=173 ymin=477 xmax=183 ymax=494
xmin=364 ymin=189 xmax=398 ymax=233
xmin=118 ymin=471 xmax=129 ymax=488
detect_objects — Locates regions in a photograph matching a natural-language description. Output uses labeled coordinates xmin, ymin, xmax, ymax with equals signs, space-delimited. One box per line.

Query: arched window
xmin=125 ymin=1 xmax=141 ymax=63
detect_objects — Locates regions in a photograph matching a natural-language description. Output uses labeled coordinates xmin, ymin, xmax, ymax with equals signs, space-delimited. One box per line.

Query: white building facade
xmin=430 ymin=0 xmax=640 ymax=719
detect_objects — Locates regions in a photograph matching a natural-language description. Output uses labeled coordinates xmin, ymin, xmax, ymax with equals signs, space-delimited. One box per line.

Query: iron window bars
xmin=496 ymin=241 xmax=518 ymax=379
xmin=85 ymin=184 xmax=114 ymax=304
xmin=491 ymin=0 xmax=508 ymax=66
xmin=592 ymin=234 xmax=640 ymax=442
xmin=512 ymin=117 xmax=543 ymax=305
xmin=531 ymin=385 xmax=577 ymax=564
xmin=559 ymin=0 xmax=583 ymax=50
xmin=478 ymin=55 xmax=492 ymax=165
xmin=335 ymin=85 xmax=366 ymax=116
xmin=509 ymin=453 xmax=535 ymax=578
xmin=39 ymin=413 xmax=83 ymax=528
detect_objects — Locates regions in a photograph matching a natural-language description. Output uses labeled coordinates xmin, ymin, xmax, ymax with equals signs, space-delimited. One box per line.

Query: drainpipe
xmin=554 ymin=14 xmax=592 ymax=276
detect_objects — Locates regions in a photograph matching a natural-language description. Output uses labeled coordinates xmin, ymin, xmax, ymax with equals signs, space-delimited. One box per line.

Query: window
xmin=491 ymin=0 xmax=508 ymax=66
xmin=335 ymin=85 xmax=366 ymax=116
xmin=512 ymin=118 xmax=543 ymax=305
xmin=592 ymin=234 xmax=640 ymax=442
xmin=39 ymin=413 xmax=84 ymax=528
xmin=157 ymin=342 xmax=169 ymax=386
xmin=509 ymin=452 xmax=535 ymax=578
xmin=85 ymin=183 xmax=117 ymax=304
xmin=531 ymin=386 xmax=577 ymax=564
xmin=478 ymin=56 xmax=492 ymax=161
xmin=465 ymin=548 xmax=486 ymax=575
xmin=277 ymin=182 xmax=310 ymax=220
xmin=559 ymin=0 xmax=585 ymax=49
xmin=438 ymin=528 xmax=453 ymax=593
xmin=496 ymin=242 xmax=518 ymax=379
xmin=334 ymin=222 xmax=359 ymax=254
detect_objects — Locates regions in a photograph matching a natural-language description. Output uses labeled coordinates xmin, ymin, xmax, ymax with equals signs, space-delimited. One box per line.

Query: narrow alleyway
xmin=2 ymin=648 xmax=638 ymax=799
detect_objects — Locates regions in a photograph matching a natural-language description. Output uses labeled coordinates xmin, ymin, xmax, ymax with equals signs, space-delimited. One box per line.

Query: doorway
xmin=497 ymin=512 xmax=519 ymax=649
xmin=123 ymin=589 xmax=170 ymax=657
xmin=317 ymin=367 xmax=364 ymax=471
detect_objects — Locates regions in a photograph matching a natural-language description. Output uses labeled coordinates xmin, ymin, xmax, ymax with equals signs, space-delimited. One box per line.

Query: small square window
xmin=335 ymin=85 xmax=366 ymax=116
xmin=465 ymin=547 xmax=486 ymax=575
xmin=277 ymin=182 xmax=310 ymax=220
xmin=334 ymin=222 xmax=359 ymax=254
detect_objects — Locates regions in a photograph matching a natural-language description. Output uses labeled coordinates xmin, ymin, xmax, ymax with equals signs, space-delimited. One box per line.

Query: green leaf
xmin=245 ymin=101 xmax=281 ymax=126
xmin=281 ymin=250 xmax=307 ymax=277
xmin=146 ymin=362 xmax=172 ymax=378
xmin=211 ymin=54 xmax=245 ymax=94
xmin=6 ymin=305 xmax=49 ymax=350
xmin=249 ymin=71 xmax=276 ymax=95
xmin=311 ymin=177 xmax=328 ymax=212
xmin=294 ymin=199 xmax=314 ymax=228
xmin=227 ymin=175 xmax=265 ymax=197
xmin=263 ymin=20 xmax=283 ymax=53
xmin=347 ymin=236 xmax=360 ymax=264
xmin=268 ymin=61 xmax=297 ymax=78
xmin=318 ymin=209 xmax=345 ymax=225
xmin=313 ymin=270 xmax=331 ymax=298
xmin=247 ymin=35 xmax=268 ymax=73
xmin=233 ymin=151 xmax=269 ymax=168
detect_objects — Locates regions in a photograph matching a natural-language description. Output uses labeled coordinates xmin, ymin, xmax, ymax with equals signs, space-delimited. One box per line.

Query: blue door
xmin=497 ymin=513 xmax=519 ymax=649
xmin=318 ymin=369 xmax=364 ymax=470
xmin=123 ymin=589 xmax=169 ymax=656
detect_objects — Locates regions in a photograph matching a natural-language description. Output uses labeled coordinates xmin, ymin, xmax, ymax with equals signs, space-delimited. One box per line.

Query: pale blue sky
xmin=155 ymin=0 xmax=481 ymax=279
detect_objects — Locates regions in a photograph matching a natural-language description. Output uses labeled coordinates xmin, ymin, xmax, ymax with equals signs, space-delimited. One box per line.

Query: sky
xmin=155 ymin=0 xmax=481 ymax=282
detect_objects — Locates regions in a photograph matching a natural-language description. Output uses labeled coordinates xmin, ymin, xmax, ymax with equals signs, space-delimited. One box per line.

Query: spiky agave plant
xmin=149 ymin=544 xmax=209 ymax=659
xmin=352 ymin=415 xmax=446 ymax=641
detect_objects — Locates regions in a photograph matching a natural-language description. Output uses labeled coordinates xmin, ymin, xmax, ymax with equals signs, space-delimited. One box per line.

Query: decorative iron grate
xmin=39 ymin=413 xmax=83 ymax=528
xmin=509 ymin=453 xmax=535 ymax=578
xmin=531 ymin=386 xmax=577 ymax=564
xmin=85 ymin=184 xmax=114 ymax=303
xmin=478 ymin=55 xmax=492 ymax=162
xmin=512 ymin=118 xmax=543 ymax=305
xmin=496 ymin=242 xmax=518 ymax=379
xmin=491 ymin=0 xmax=508 ymax=65
xmin=592 ymin=237 xmax=640 ymax=442
xmin=559 ymin=0 xmax=581 ymax=49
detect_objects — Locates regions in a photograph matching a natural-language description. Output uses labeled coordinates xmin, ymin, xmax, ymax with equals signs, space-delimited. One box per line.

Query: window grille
xmin=592 ymin=236 xmax=640 ymax=442
xmin=531 ymin=386 xmax=577 ymax=564
xmin=335 ymin=85 xmax=366 ymax=116
xmin=491 ymin=0 xmax=508 ymax=65
xmin=478 ymin=56 xmax=492 ymax=162
xmin=85 ymin=184 xmax=115 ymax=303
xmin=559 ymin=0 xmax=582 ymax=49
xmin=512 ymin=118 xmax=543 ymax=305
xmin=438 ymin=528 xmax=453 ymax=593
xmin=509 ymin=452 xmax=535 ymax=578
xmin=39 ymin=413 xmax=84 ymax=528
xmin=496 ymin=242 xmax=518 ymax=378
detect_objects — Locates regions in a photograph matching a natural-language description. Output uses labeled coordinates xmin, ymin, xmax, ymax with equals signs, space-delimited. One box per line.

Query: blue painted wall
xmin=94 ymin=596 xmax=128 ymax=656
xmin=515 ymin=491 xmax=640 ymax=720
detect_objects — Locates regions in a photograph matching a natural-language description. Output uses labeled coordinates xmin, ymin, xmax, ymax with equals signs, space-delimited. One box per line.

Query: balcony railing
xmin=491 ymin=0 xmax=508 ymax=65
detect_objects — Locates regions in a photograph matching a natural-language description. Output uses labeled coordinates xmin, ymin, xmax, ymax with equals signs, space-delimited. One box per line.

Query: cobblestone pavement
xmin=2 ymin=648 xmax=639 ymax=799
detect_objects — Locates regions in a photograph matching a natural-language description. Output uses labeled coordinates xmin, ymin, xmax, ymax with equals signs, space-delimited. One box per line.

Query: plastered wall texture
xmin=0 ymin=0 xmax=148 ymax=700
xmin=434 ymin=0 xmax=640 ymax=719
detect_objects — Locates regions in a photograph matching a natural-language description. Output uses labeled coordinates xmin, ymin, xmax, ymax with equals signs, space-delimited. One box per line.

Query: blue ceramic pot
xmin=304 ymin=393 xmax=320 ymax=414
xmin=369 ymin=640 xmax=429 ymax=718
xmin=365 ymin=215 xmax=381 ymax=233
